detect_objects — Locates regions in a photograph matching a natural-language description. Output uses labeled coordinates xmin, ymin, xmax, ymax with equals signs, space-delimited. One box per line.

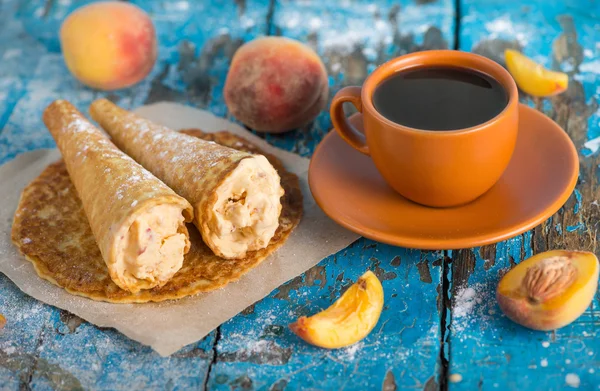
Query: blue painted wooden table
xmin=0 ymin=0 xmax=599 ymax=390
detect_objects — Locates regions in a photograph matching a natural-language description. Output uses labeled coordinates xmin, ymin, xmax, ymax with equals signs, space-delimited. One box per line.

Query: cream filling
xmin=116 ymin=204 xmax=188 ymax=290
xmin=209 ymin=155 xmax=284 ymax=259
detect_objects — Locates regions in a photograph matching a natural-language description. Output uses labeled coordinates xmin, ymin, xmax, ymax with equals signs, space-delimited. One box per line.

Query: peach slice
xmin=504 ymin=49 xmax=568 ymax=97
xmin=497 ymin=250 xmax=598 ymax=330
xmin=289 ymin=270 xmax=383 ymax=349
xmin=0 ymin=314 xmax=5 ymax=329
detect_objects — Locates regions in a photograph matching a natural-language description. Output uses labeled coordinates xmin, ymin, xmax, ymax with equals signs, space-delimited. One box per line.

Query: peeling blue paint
xmin=522 ymin=230 xmax=533 ymax=259
xmin=574 ymin=189 xmax=582 ymax=214
xmin=566 ymin=222 xmax=585 ymax=232
xmin=452 ymin=1 xmax=600 ymax=390
xmin=582 ymin=147 xmax=594 ymax=157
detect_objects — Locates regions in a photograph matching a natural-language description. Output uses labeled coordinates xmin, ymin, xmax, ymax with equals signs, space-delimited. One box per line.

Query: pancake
xmin=11 ymin=130 xmax=302 ymax=303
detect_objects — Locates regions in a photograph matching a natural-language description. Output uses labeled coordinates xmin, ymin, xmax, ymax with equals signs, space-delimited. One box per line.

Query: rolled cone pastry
xmin=90 ymin=99 xmax=284 ymax=259
xmin=43 ymin=100 xmax=194 ymax=293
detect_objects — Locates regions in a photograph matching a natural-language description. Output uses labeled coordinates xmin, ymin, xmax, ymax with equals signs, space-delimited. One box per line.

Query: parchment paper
xmin=0 ymin=102 xmax=359 ymax=356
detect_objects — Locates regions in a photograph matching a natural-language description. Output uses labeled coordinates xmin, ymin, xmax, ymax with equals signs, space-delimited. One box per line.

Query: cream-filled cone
xmin=90 ymin=99 xmax=284 ymax=259
xmin=41 ymin=100 xmax=193 ymax=293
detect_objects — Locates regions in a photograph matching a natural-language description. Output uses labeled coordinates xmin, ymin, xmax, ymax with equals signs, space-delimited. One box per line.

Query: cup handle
xmin=330 ymin=86 xmax=370 ymax=156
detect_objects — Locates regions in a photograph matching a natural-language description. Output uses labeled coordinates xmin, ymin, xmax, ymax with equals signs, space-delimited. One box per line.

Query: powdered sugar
xmin=565 ymin=373 xmax=580 ymax=388
xmin=451 ymin=283 xmax=496 ymax=338
xmin=64 ymin=117 xmax=97 ymax=135
xmin=46 ymin=106 xmax=180 ymax=221
xmin=119 ymin=112 xmax=238 ymax=171
xmin=453 ymin=287 xmax=479 ymax=318
xmin=245 ymin=339 xmax=277 ymax=356
xmin=336 ymin=341 xmax=363 ymax=361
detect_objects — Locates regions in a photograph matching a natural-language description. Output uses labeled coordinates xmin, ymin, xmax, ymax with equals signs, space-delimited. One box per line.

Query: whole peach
xmin=224 ymin=37 xmax=328 ymax=133
xmin=60 ymin=2 xmax=157 ymax=90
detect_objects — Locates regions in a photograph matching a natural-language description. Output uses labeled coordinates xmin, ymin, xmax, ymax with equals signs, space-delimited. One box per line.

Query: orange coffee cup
xmin=330 ymin=50 xmax=519 ymax=208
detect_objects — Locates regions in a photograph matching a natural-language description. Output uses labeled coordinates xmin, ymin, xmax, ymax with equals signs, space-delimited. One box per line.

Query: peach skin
xmin=330 ymin=50 xmax=519 ymax=207
xmin=60 ymin=2 xmax=157 ymax=90
xmin=224 ymin=37 xmax=328 ymax=133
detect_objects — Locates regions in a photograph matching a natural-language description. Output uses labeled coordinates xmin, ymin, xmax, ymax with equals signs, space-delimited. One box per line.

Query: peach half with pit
xmin=497 ymin=250 xmax=598 ymax=331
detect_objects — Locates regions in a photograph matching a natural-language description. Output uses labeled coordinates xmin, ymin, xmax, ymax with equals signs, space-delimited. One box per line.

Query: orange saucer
xmin=309 ymin=104 xmax=579 ymax=249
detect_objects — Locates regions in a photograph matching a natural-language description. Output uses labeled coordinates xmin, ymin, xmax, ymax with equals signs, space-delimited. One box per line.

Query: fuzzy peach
xmin=497 ymin=250 xmax=599 ymax=331
xmin=224 ymin=37 xmax=328 ymax=133
xmin=60 ymin=2 xmax=157 ymax=90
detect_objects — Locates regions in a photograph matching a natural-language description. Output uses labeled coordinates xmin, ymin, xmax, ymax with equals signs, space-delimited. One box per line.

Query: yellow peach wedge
xmin=505 ymin=49 xmax=568 ymax=97
xmin=0 ymin=313 xmax=5 ymax=329
xmin=497 ymin=250 xmax=598 ymax=331
xmin=289 ymin=271 xmax=383 ymax=349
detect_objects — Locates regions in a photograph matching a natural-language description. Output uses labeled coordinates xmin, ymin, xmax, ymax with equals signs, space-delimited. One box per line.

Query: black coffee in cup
xmin=372 ymin=66 xmax=508 ymax=131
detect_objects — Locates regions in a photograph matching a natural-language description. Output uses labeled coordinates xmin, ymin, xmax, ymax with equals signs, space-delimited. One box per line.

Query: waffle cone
xmin=40 ymin=100 xmax=193 ymax=293
xmin=89 ymin=99 xmax=283 ymax=259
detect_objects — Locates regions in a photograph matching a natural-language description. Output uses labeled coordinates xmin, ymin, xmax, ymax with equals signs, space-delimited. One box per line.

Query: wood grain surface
xmin=0 ymin=0 xmax=597 ymax=390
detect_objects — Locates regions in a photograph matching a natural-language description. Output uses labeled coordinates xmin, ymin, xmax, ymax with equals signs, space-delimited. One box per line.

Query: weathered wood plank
xmin=31 ymin=314 xmax=217 ymax=391
xmin=0 ymin=0 xmax=270 ymax=389
xmin=0 ymin=0 xmax=46 ymax=154
xmin=209 ymin=244 xmax=444 ymax=390
xmin=0 ymin=274 xmax=54 ymax=390
xmin=133 ymin=0 xmax=273 ymax=115
xmin=0 ymin=2 xmax=62 ymax=388
xmin=206 ymin=0 xmax=455 ymax=389
xmin=449 ymin=1 xmax=600 ymax=389
xmin=263 ymin=0 xmax=455 ymax=156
